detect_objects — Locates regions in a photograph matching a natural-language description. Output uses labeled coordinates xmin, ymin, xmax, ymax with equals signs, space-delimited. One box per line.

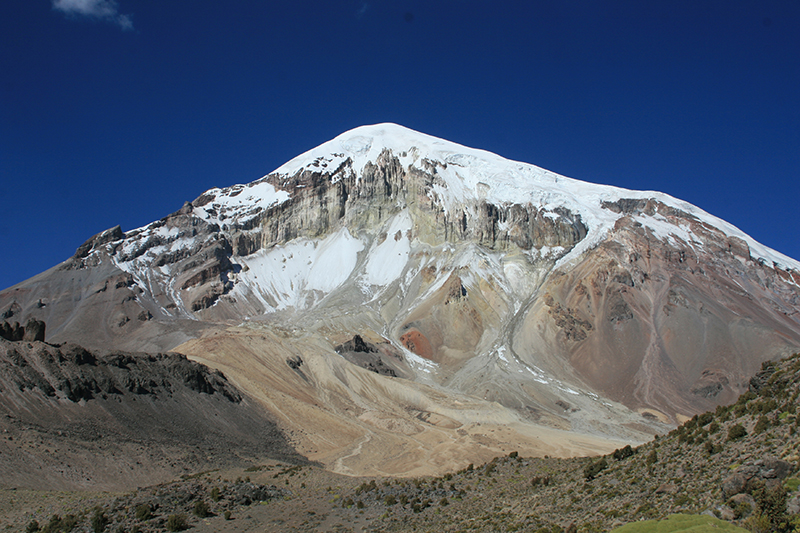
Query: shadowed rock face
xmin=0 ymin=337 xmax=307 ymax=490
xmin=0 ymin=318 xmax=45 ymax=342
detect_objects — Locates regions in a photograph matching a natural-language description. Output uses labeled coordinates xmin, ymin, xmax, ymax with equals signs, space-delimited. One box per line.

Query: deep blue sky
xmin=1 ymin=1 xmax=799 ymax=290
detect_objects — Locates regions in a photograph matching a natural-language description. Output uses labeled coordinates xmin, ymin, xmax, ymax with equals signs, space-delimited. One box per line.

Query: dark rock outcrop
xmin=1 ymin=322 xmax=15 ymax=341
xmin=0 ymin=339 xmax=309 ymax=491
xmin=0 ymin=340 xmax=240 ymax=403
xmin=74 ymin=225 xmax=124 ymax=259
xmin=22 ymin=318 xmax=45 ymax=342
xmin=0 ymin=321 xmax=26 ymax=342
xmin=336 ymin=334 xmax=376 ymax=354
xmin=721 ymin=456 xmax=793 ymax=498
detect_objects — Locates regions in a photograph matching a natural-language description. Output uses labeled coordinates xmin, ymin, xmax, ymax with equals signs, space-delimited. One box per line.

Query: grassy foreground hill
xmin=3 ymin=353 xmax=800 ymax=532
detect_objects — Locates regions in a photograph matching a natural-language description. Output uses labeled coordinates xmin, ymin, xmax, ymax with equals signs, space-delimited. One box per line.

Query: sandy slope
xmin=176 ymin=326 xmax=638 ymax=477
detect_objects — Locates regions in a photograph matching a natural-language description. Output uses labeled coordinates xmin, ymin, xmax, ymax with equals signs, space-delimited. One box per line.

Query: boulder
xmin=754 ymin=457 xmax=792 ymax=479
xmin=728 ymin=493 xmax=756 ymax=518
xmin=716 ymin=506 xmax=735 ymax=521
xmin=721 ymin=473 xmax=748 ymax=498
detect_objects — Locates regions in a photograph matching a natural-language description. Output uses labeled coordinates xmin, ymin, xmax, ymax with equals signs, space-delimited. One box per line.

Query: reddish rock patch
xmin=400 ymin=329 xmax=434 ymax=360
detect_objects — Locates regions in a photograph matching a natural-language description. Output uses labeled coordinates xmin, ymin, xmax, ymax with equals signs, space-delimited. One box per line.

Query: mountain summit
xmin=3 ymin=123 xmax=800 ymax=476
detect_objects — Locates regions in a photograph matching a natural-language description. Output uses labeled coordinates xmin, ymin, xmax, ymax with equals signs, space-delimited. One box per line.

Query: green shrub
xmin=584 ymin=458 xmax=608 ymax=481
xmin=91 ymin=508 xmax=108 ymax=533
xmin=165 ymin=514 xmax=188 ymax=532
xmin=26 ymin=521 xmax=40 ymax=533
xmin=135 ymin=504 xmax=152 ymax=521
xmin=194 ymin=500 xmax=211 ymax=518
xmin=47 ymin=517 xmax=79 ymax=533
xmin=705 ymin=440 xmax=723 ymax=455
xmin=61 ymin=515 xmax=78 ymax=532
xmin=751 ymin=483 xmax=789 ymax=532
xmin=697 ymin=412 xmax=713 ymax=426
xmin=743 ymin=513 xmax=771 ymax=533
xmin=384 ymin=495 xmax=396 ymax=505
xmin=612 ymin=445 xmax=634 ymax=461
xmin=754 ymin=416 xmax=770 ymax=434
xmin=210 ymin=486 xmax=221 ymax=502
xmin=41 ymin=515 xmax=66 ymax=533
xmin=646 ymin=450 xmax=658 ymax=465
xmin=728 ymin=423 xmax=747 ymax=441
xmin=223 ymin=510 xmax=232 ymax=520
xmin=674 ymin=494 xmax=690 ymax=506
xmin=729 ymin=498 xmax=752 ymax=519
xmin=532 ymin=475 xmax=552 ymax=487
xmin=737 ymin=391 xmax=756 ymax=405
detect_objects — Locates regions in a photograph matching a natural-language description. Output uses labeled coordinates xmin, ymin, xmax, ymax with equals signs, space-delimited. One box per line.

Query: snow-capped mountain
xmin=3 ymin=123 xmax=800 ymax=475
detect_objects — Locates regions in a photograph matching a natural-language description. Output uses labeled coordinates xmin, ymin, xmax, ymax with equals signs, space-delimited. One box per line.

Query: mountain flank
xmin=3 ymin=351 xmax=799 ymax=532
xmin=0 ymin=333 xmax=308 ymax=492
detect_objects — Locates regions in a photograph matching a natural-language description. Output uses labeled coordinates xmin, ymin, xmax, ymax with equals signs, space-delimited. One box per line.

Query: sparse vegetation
xmin=728 ymin=423 xmax=747 ymax=441
xmin=165 ymin=514 xmax=188 ymax=532
xmin=6 ymin=352 xmax=800 ymax=533
xmin=134 ymin=504 xmax=151 ymax=521
xmin=193 ymin=499 xmax=211 ymax=517
xmin=90 ymin=508 xmax=108 ymax=533
xmin=583 ymin=457 xmax=608 ymax=480
xmin=609 ymin=513 xmax=750 ymax=532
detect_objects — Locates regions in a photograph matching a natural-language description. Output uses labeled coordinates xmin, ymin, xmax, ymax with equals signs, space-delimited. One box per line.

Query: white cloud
xmin=53 ymin=0 xmax=133 ymax=30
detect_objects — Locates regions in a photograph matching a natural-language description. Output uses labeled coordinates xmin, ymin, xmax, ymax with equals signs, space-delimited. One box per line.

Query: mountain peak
xmin=2 ymin=125 xmax=800 ymax=480
xmin=271 ymin=122 xmax=511 ymax=181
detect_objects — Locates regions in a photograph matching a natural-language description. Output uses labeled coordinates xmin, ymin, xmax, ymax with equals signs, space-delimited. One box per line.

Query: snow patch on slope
xmin=363 ymin=211 xmax=412 ymax=286
xmin=233 ymin=228 xmax=363 ymax=311
xmin=193 ymin=179 xmax=291 ymax=227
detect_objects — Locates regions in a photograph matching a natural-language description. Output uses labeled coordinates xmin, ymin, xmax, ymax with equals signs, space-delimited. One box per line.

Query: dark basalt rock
xmin=749 ymin=362 xmax=777 ymax=393
xmin=543 ymin=294 xmax=593 ymax=341
xmin=0 ymin=320 xmax=25 ymax=341
xmin=0 ymin=342 xmax=242 ymax=404
xmin=286 ymin=355 xmax=303 ymax=369
xmin=1 ymin=301 xmax=21 ymax=319
xmin=22 ymin=318 xmax=46 ymax=342
xmin=336 ymin=334 xmax=377 ymax=354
